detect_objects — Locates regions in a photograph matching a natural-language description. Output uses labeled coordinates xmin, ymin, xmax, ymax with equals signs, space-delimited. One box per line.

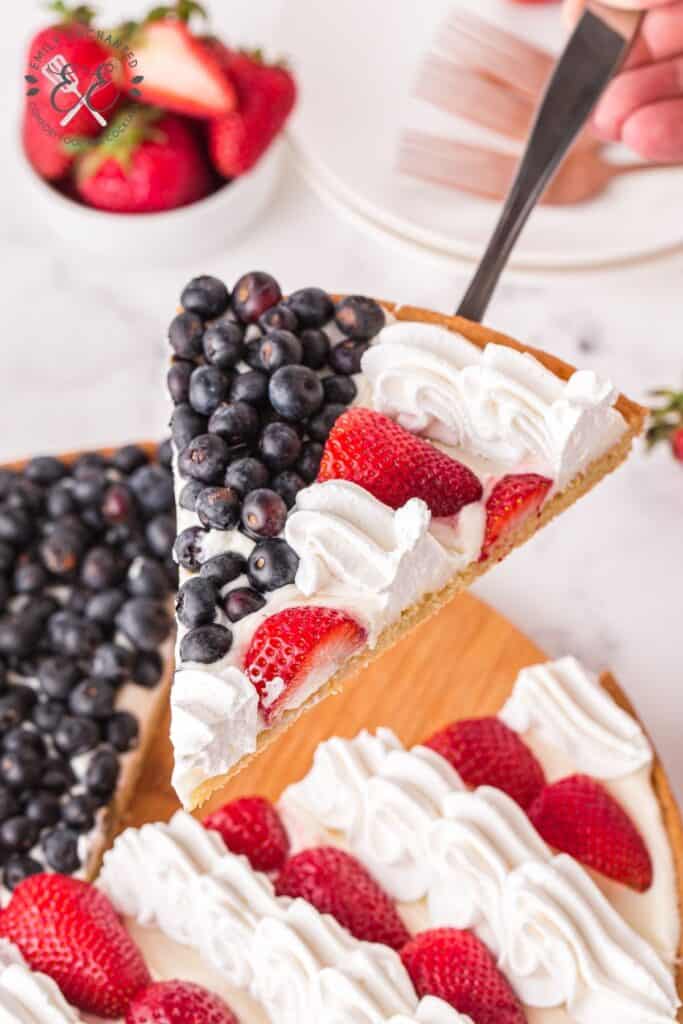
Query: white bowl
xmin=17 ymin=137 xmax=285 ymax=265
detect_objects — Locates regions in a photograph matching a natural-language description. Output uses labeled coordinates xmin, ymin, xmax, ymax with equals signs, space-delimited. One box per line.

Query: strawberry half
xmin=424 ymin=717 xmax=545 ymax=810
xmin=528 ymin=774 xmax=653 ymax=891
xmin=480 ymin=473 xmax=552 ymax=561
xmin=0 ymin=874 xmax=150 ymax=1017
xmin=275 ymin=846 xmax=410 ymax=950
xmin=318 ymin=408 xmax=483 ymax=516
xmin=127 ymin=980 xmax=238 ymax=1024
xmin=244 ymin=606 xmax=366 ymax=723
xmin=401 ymin=928 xmax=526 ymax=1024
xmin=204 ymin=796 xmax=290 ymax=873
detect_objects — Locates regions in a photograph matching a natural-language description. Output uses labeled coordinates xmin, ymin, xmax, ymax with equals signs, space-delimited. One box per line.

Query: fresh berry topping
xmin=3 ymin=855 xmax=42 ymax=892
xmin=132 ymin=651 xmax=164 ymax=689
xmin=259 ymin=304 xmax=299 ymax=333
xmin=199 ymin=551 xmax=246 ymax=588
xmin=172 ymin=405 xmax=208 ymax=452
xmin=299 ymin=328 xmax=331 ymax=369
xmin=269 ymin=365 xmax=325 ymax=421
xmin=258 ymin=330 xmax=303 ymax=372
xmin=271 ymin=470 xmax=305 ymax=508
xmin=180 ymin=276 xmax=231 ymax=320
xmin=69 ymin=679 xmax=115 ymax=720
xmin=334 ymin=296 xmax=385 ymax=340
xmin=167 ymin=361 xmax=193 ymax=405
xmin=117 ymin=598 xmax=172 ymax=651
xmin=169 ymin=312 xmax=204 ymax=359
xmin=481 ymin=474 xmax=552 ymax=561
xmin=203 ymin=320 xmax=245 ymax=369
xmin=178 ymin=434 xmax=230 ymax=483
xmin=180 ymin=624 xmax=233 ymax=664
xmin=323 ymin=374 xmax=357 ymax=405
xmin=204 ymin=796 xmax=290 ymax=872
xmin=189 ymin=366 xmax=230 ymax=417
xmin=275 ymin=846 xmax=409 ymax=949
xmin=85 ymin=749 xmax=120 ymax=799
xmin=327 ymin=339 xmax=369 ymax=376
xmin=177 ymin=578 xmax=218 ymax=629
xmin=319 ymin=408 xmax=483 ymax=516
xmin=259 ymin=421 xmax=302 ymax=471
xmin=296 ymin=442 xmax=324 ymax=483
xmin=0 ymin=874 xmax=151 ymax=1016
xmin=241 ymin=488 xmax=288 ymax=538
xmin=424 ymin=717 xmax=545 ymax=810
xmin=232 ymin=272 xmax=282 ymax=324
xmin=174 ymin=525 xmax=206 ymax=571
xmin=91 ymin=643 xmax=133 ymax=682
xmin=247 ymin=539 xmax=299 ymax=593
xmin=127 ymin=557 xmax=170 ymax=599
xmin=223 ymin=587 xmax=266 ymax=623
xmin=42 ymin=828 xmax=81 ymax=873
xmin=179 ymin=480 xmax=204 ymax=513
xmin=208 ymin=401 xmax=260 ymax=447
xmin=401 ymin=929 xmax=525 ymax=1024
xmin=528 ymin=774 xmax=653 ymax=891
xmin=196 ymin=486 xmax=241 ymax=531
xmin=127 ymin=980 xmax=238 ymax=1024
xmin=225 ymin=457 xmax=270 ymax=496
xmin=54 ymin=717 xmax=99 ymax=758
xmin=245 ymin=606 xmax=365 ymax=721
xmin=229 ymin=369 xmax=270 ymax=407
xmin=308 ymin=402 xmax=346 ymax=442
xmin=286 ymin=288 xmax=334 ymax=328
xmin=107 ymin=711 xmax=140 ymax=753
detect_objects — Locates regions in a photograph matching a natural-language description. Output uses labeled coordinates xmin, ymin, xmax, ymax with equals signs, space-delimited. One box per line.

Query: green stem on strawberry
xmin=646 ymin=389 xmax=683 ymax=450
xmin=144 ymin=0 xmax=207 ymax=24
xmin=45 ymin=1 xmax=97 ymax=26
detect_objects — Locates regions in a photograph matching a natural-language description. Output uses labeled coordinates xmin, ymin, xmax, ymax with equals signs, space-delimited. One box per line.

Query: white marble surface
xmin=2 ymin=5 xmax=682 ymax=800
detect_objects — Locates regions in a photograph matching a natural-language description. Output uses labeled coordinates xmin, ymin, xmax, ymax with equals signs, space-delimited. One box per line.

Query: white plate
xmin=278 ymin=0 xmax=683 ymax=268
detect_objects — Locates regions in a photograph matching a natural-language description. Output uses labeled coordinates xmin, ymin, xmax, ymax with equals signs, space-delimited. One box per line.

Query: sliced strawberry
xmin=244 ymin=606 xmax=366 ymax=723
xmin=206 ymin=45 xmax=297 ymax=177
xmin=480 ymin=473 xmax=552 ymax=561
xmin=275 ymin=846 xmax=410 ymax=950
xmin=0 ymin=874 xmax=150 ymax=1017
xmin=123 ymin=15 xmax=237 ymax=118
xmin=204 ymin=796 xmax=290 ymax=873
xmin=127 ymin=980 xmax=238 ymax=1024
xmin=424 ymin=717 xmax=545 ymax=810
xmin=528 ymin=774 xmax=653 ymax=891
xmin=318 ymin=407 xmax=483 ymax=516
xmin=401 ymin=928 xmax=526 ymax=1024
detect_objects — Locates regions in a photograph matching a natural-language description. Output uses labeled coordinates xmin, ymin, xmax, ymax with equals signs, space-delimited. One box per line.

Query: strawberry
xmin=275 ymin=846 xmax=410 ymax=950
xmin=204 ymin=795 xmax=290 ymax=873
xmin=121 ymin=3 xmax=237 ymax=118
xmin=0 ymin=874 xmax=150 ymax=1017
xmin=424 ymin=717 xmax=545 ymax=810
xmin=127 ymin=980 xmax=238 ymax=1024
xmin=318 ymin=408 xmax=483 ymax=516
xmin=244 ymin=606 xmax=366 ymax=723
xmin=74 ymin=106 xmax=212 ymax=213
xmin=401 ymin=928 xmax=525 ymax=1024
xmin=527 ymin=774 xmax=653 ymax=891
xmin=206 ymin=45 xmax=297 ymax=177
xmin=672 ymin=426 xmax=683 ymax=462
xmin=647 ymin=390 xmax=683 ymax=464
xmin=480 ymin=473 xmax=552 ymax=561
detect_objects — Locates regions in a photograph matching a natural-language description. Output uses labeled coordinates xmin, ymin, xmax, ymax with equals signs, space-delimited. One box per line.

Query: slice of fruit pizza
xmin=167 ymin=272 xmax=645 ymax=809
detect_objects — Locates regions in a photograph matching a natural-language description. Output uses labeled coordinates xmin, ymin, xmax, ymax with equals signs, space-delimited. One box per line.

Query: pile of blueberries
xmin=0 ymin=443 xmax=175 ymax=887
xmin=169 ymin=272 xmax=386 ymax=667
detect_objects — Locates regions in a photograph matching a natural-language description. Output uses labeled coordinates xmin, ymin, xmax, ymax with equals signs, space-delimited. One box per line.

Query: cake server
xmin=456 ymin=2 xmax=642 ymax=322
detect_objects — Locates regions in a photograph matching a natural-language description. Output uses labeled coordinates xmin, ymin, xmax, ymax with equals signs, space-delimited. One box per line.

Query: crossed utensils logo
xmin=25 ymin=57 xmax=144 ymax=129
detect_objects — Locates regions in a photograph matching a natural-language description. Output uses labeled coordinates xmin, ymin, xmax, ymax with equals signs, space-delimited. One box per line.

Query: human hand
xmin=563 ymin=0 xmax=683 ymax=161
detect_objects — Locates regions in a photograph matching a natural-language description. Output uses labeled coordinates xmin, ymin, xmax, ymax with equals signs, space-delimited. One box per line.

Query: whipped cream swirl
xmin=500 ymin=656 xmax=653 ymax=779
xmin=362 ymin=323 xmax=626 ymax=487
xmin=0 ymin=959 xmax=81 ymax=1024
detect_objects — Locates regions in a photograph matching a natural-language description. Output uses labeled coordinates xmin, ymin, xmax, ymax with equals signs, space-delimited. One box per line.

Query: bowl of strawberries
xmin=20 ymin=0 xmax=296 ymax=260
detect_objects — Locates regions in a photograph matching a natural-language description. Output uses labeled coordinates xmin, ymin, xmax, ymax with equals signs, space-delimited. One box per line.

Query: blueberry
xmin=24 ymin=792 xmax=61 ymax=829
xmin=73 ymin=453 xmax=108 ymax=477
xmin=181 ymin=275 xmax=230 ymax=319
xmin=85 ymin=587 xmax=127 ymax=625
xmin=0 ymin=617 xmax=41 ymax=657
xmin=232 ymin=272 xmax=282 ymax=324
xmin=272 ymin=470 xmax=305 ymax=508
xmin=176 ymin=577 xmax=217 ymax=628
xmin=7 ymin=479 xmax=44 ymax=515
xmin=179 ymin=480 xmax=203 ymax=513
xmin=101 ymin=482 xmax=137 ymax=525
xmin=189 ymin=365 xmax=230 ymax=417
xmin=23 ymin=594 xmax=59 ymax=626
xmin=146 ymin=515 xmax=175 ymax=559
xmin=241 ymin=489 xmax=287 ymax=538
xmin=259 ymin=304 xmax=299 ymax=332
xmin=323 ymin=374 xmax=357 ymax=405
xmin=81 ymin=546 xmax=124 ymax=590
xmin=43 ymin=827 xmax=81 ymax=874
xmin=308 ymin=403 xmax=346 ymax=442
xmin=224 ymin=457 xmax=269 ymax=496
xmin=111 ymin=444 xmax=148 ymax=474
xmin=299 ymin=328 xmax=331 ymax=370
xmin=91 ymin=643 xmax=133 ymax=682
xmin=127 ymin=556 xmax=169 ymax=598
xmin=334 ymin=296 xmax=385 ymax=340
xmin=0 ymin=472 xmax=15 ymax=501
xmin=0 ymin=786 xmax=17 ymax=821
xmin=13 ymin=560 xmax=47 ymax=594
xmin=195 ymin=487 xmax=241 ymax=531
xmin=32 ymin=700 xmax=64 ymax=733
xmin=199 ymin=552 xmax=246 ymax=589
xmin=46 ymin=483 xmax=77 ymax=519
xmin=260 ymin=422 xmax=302 ymax=471
xmin=72 ymin=473 xmax=106 ymax=508
xmin=48 ymin=612 xmax=102 ymax=659
xmin=178 ymin=434 xmax=230 ymax=484
xmin=4 ymin=728 xmax=46 ymax=759
xmin=3 ymin=855 xmax=42 ymax=891
xmin=171 ymin=403 xmax=208 ymax=451
xmin=1 ymin=748 xmax=43 ymax=789
xmin=208 ymin=401 xmax=260 ymax=447
xmin=0 ymin=689 xmax=35 ymax=734
xmin=106 ymin=711 xmax=139 ymax=752
xmin=0 ymin=542 xmax=14 ymax=574
xmin=62 ymin=794 xmax=96 ymax=831
xmin=269 ymin=365 xmax=324 ymax=421
xmin=0 ymin=508 xmax=33 ymax=547
xmin=258 ymin=331 xmax=303 ymax=373
xmin=25 ymin=456 xmax=66 ymax=485
xmin=117 ymin=598 xmax=171 ymax=651
xmin=167 ymin=360 xmax=193 ymax=405
xmin=0 ymin=816 xmax=39 ymax=854
xmin=43 ymin=756 xmax=76 ymax=794
xmin=157 ymin=439 xmax=173 ymax=468
xmin=129 ymin=464 xmax=174 ymax=517
xmin=243 ymin=339 xmax=264 ymax=370
xmin=328 ymin=339 xmax=369 ymax=375
xmin=229 ymin=370 xmax=269 ymax=407
xmin=203 ymin=320 xmax=245 ymax=369
xmin=286 ymin=287 xmax=334 ymax=328
xmin=40 ymin=521 xmax=86 ymax=575
xmin=131 ymin=650 xmax=163 ymax=688
xmin=55 ymin=716 xmax=100 ymax=757
xmin=180 ymin=624 xmax=233 ymax=664
xmin=69 ymin=679 xmax=115 ymax=719
xmin=223 ymin=587 xmax=266 ymax=623
xmin=169 ymin=311 xmax=205 ymax=359
xmin=86 ymin=748 xmax=120 ymax=798
xmin=0 ymin=578 xmax=7 ymax=615
xmin=174 ymin=526 xmax=206 ymax=571
xmin=247 ymin=539 xmax=299 ymax=591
